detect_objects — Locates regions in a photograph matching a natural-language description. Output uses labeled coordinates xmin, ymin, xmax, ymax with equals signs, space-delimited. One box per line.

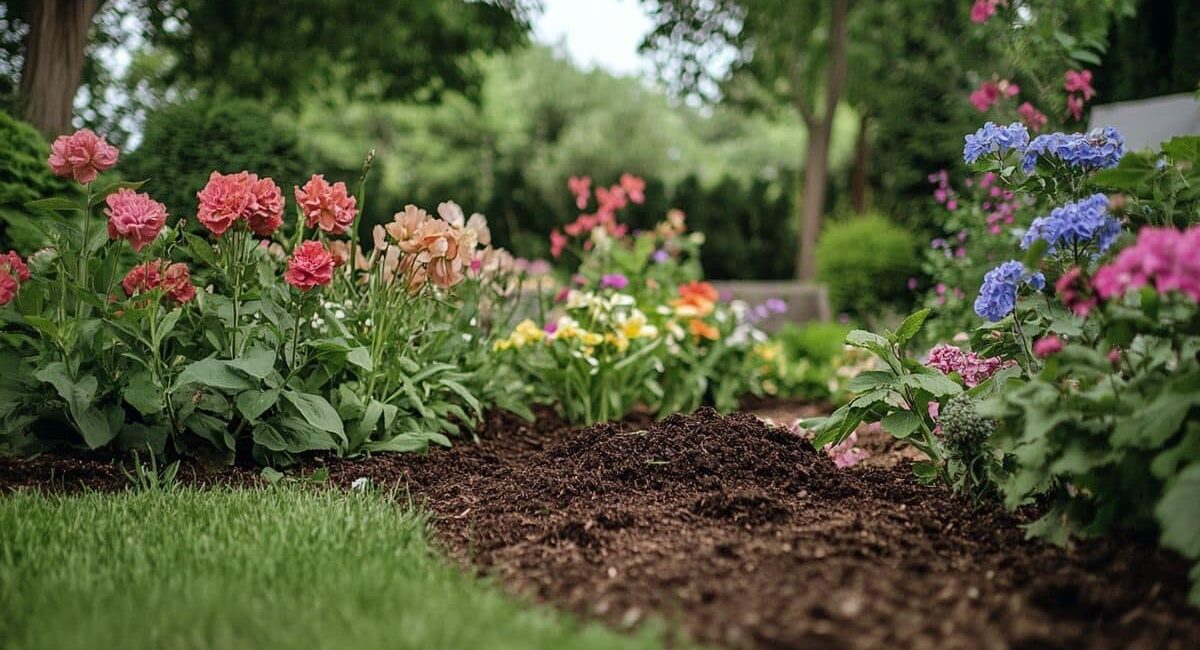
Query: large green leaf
xmin=123 ymin=373 xmax=164 ymax=416
xmin=902 ymin=373 xmax=962 ymax=398
xmin=881 ymin=410 xmax=921 ymax=439
xmin=173 ymin=358 xmax=255 ymax=392
xmin=1157 ymin=462 xmax=1200 ymax=566
xmin=228 ymin=347 xmax=276 ymax=379
xmin=893 ymin=309 xmax=931 ymax=345
xmin=236 ymin=389 xmax=279 ymax=421
xmin=282 ymin=390 xmax=345 ymax=440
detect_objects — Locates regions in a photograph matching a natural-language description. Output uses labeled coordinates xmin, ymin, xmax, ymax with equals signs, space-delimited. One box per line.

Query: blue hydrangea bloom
xmin=1022 ymin=127 xmax=1125 ymax=173
xmin=1020 ymin=194 xmax=1120 ymax=255
xmin=974 ymin=260 xmax=1042 ymax=322
xmin=964 ymin=122 xmax=1030 ymax=164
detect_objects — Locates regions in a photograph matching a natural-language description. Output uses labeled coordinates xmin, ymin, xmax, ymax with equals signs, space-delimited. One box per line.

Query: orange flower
xmin=689 ymin=319 xmax=719 ymax=341
xmin=673 ymin=281 xmax=718 ymax=317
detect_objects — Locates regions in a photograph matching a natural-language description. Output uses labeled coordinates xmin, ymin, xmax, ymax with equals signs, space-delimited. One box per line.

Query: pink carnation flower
xmin=105 ymin=189 xmax=168 ymax=252
xmin=197 ymin=171 xmax=253 ymax=237
xmin=247 ymin=176 xmax=284 ymax=237
xmin=284 ymin=240 xmax=335 ymax=290
xmin=2 ymin=251 xmax=30 ymax=282
xmin=0 ymin=272 xmax=17 ymax=306
xmin=122 ymin=260 xmax=195 ymax=304
xmin=47 ymin=128 xmax=119 ymax=184
xmin=295 ymin=174 xmax=357 ymax=236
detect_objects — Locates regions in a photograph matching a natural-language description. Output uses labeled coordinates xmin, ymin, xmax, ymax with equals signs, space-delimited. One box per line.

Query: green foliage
xmin=0 ymin=488 xmax=677 ymax=650
xmin=1090 ymin=135 xmax=1200 ymax=228
xmin=0 ymin=109 xmax=78 ymax=250
xmin=775 ymin=321 xmax=852 ymax=365
xmin=124 ymin=98 xmax=310 ymax=227
xmin=816 ymin=213 xmax=920 ymax=318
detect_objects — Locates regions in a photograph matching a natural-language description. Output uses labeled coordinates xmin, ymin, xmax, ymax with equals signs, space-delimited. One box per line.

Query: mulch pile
xmin=4 ymin=406 xmax=1199 ymax=649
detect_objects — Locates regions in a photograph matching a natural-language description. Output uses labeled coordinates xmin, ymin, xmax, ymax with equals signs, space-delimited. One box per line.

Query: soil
xmin=4 ymin=404 xmax=1199 ymax=649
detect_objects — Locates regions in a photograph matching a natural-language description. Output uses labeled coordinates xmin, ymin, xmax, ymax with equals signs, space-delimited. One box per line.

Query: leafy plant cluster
xmin=0 ymin=130 xmax=528 ymax=466
xmin=812 ymin=130 xmax=1200 ymax=605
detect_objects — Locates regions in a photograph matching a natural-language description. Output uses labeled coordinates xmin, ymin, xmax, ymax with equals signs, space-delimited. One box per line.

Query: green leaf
xmin=154 ymin=309 xmax=183 ymax=346
xmin=173 ymin=358 xmax=254 ymax=392
xmin=260 ymin=467 xmax=285 ymax=484
xmin=228 ymin=347 xmax=276 ymax=379
xmin=911 ymin=461 xmax=940 ymax=481
xmin=845 ymin=330 xmax=890 ymax=354
xmin=123 ymin=373 xmax=164 ymax=416
xmin=25 ymin=197 xmax=83 ymax=213
xmin=1156 ymin=462 xmax=1200 ymax=562
xmin=845 ymin=370 xmax=895 ymax=393
xmin=282 ymin=390 xmax=345 ymax=439
xmin=439 ymin=378 xmax=481 ymax=416
xmin=1022 ymin=238 xmax=1048 ymax=268
xmin=901 ymin=373 xmax=962 ymax=397
xmin=881 ymin=410 xmax=922 ymax=439
xmin=346 ymin=346 xmax=373 ymax=371
xmin=893 ymin=309 xmax=931 ymax=345
xmin=236 ymin=389 xmax=279 ymax=421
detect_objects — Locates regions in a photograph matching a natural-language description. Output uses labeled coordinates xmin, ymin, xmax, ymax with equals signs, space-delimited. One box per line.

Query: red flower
xmin=1 ymin=251 xmax=30 ymax=282
xmin=123 ymin=260 xmax=195 ymax=304
xmin=196 ymin=171 xmax=253 ymax=237
xmin=550 ymin=229 xmax=568 ymax=259
xmin=47 ymin=128 xmax=119 ymax=184
xmin=284 ymin=240 xmax=335 ymax=290
xmin=247 ymin=176 xmax=284 ymax=236
xmin=105 ymin=189 xmax=168 ymax=252
xmin=567 ymin=175 xmax=591 ymax=210
xmin=295 ymin=174 xmax=357 ymax=236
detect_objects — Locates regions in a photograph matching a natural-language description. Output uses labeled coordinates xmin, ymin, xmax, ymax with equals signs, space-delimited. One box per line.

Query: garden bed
xmin=4 ymin=404 xmax=1198 ymax=649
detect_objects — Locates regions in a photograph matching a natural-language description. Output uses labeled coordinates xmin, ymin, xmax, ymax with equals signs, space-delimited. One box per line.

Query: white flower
xmin=351 ymin=477 xmax=370 ymax=490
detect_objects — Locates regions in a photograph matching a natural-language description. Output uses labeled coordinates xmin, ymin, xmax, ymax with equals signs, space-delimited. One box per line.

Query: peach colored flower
xmin=328 ymin=240 xmax=370 ymax=271
xmin=48 ymin=128 xmax=118 ymax=184
xmin=295 ymin=174 xmax=357 ymax=236
xmin=689 ymin=319 xmax=719 ymax=341
xmin=284 ymin=240 xmax=335 ymax=290
xmin=246 ymin=176 xmax=284 ymax=236
xmin=438 ymin=201 xmax=491 ymax=249
xmin=105 ymin=189 xmax=167 ymax=252
xmin=385 ymin=205 xmax=431 ymax=251
xmin=412 ymin=219 xmax=465 ymax=289
xmin=196 ymin=171 xmax=253 ymax=237
xmin=673 ymin=281 xmax=719 ymax=317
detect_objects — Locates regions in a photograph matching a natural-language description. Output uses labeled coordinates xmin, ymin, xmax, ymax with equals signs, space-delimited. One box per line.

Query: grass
xmin=0 ymin=487 xmax=676 ymax=650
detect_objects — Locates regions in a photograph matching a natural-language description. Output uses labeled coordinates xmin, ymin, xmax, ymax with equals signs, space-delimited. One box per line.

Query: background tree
xmin=0 ymin=0 xmax=536 ymax=138
xmin=641 ymin=0 xmax=853 ymax=281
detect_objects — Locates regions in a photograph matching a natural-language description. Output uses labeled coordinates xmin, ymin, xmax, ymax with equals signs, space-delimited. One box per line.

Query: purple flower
xmin=765 ymin=298 xmax=787 ymax=314
xmin=963 ymin=122 xmax=1030 ymax=164
xmin=600 ymin=274 xmax=629 ymax=290
xmin=651 ymin=249 xmax=670 ymax=264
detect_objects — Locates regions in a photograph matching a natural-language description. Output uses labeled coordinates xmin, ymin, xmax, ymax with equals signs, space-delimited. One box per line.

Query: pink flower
xmin=1033 ymin=334 xmax=1063 ymax=358
xmin=247 ymin=176 xmax=284 ymax=237
xmin=284 ymin=240 xmax=335 ymax=290
xmin=567 ymin=175 xmax=591 ymax=210
xmin=0 ymin=271 xmax=17 ymax=306
xmin=105 ymin=189 xmax=167 ymax=252
xmin=1108 ymin=347 xmax=1122 ymax=366
xmin=295 ymin=174 xmax=357 ymax=236
xmin=550 ymin=229 xmax=567 ymax=259
xmin=969 ymin=79 xmax=1018 ymax=112
xmin=1066 ymin=94 xmax=1085 ymax=122
xmin=824 ymin=432 xmax=869 ymax=469
xmin=1054 ymin=267 xmax=1097 ymax=317
xmin=907 ymin=277 xmax=919 ymax=290
xmin=970 ymin=0 xmax=1003 ymax=23
xmin=926 ymin=343 xmax=1010 ymax=387
xmin=1064 ymin=70 xmax=1095 ymax=101
xmin=122 ymin=260 xmax=194 ymax=304
xmin=47 ymin=128 xmax=119 ymax=184
xmin=595 ymin=185 xmax=628 ymax=215
xmin=619 ymin=173 xmax=646 ymax=204
xmin=197 ymin=171 xmax=253 ymax=237
xmin=1094 ymin=225 xmax=1200 ymax=303
xmin=1018 ymin=102 xmax=1048 ymax=131
xmin=1 ymin=251 xmax=30 ymax=282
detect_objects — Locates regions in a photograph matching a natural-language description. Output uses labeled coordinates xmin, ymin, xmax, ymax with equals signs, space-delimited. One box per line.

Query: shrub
xmin=0 ymin=110 xmax=79 ymax=251
xmin=816 ymin=213 xmax=920 ymax=318
xmin=124 ymin=99 xmax=310 ymax=225
xmin=775 ymin=321 xmax=851 ymax=365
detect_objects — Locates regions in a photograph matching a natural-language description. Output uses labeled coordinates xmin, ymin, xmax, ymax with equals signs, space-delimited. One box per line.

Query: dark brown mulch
xmin=4 ymin=406 xmax=1199 ymax=649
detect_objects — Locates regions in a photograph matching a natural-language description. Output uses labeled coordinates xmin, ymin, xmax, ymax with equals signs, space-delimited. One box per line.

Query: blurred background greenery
xmin=0 ymin=0 xmax=1195 ymax=300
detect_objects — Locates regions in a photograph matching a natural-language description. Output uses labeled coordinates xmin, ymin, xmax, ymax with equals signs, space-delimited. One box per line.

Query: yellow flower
xmin=513 ymin=319 xmax=544 ymax=343
xmin=580 ymin=331 xmax=604 ymax=347
xmin=605 ymin=332 xmax=630 ymax=352
xmin=618 ymin=310 xmax=658 ymax=340
xmin=754 ymin=342 xmax=781 ymax=362
xmin=492 ymin=339 xmax=512 ymax=352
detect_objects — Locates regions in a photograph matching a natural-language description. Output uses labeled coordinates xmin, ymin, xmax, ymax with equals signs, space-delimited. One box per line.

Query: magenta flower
xmin=1093 ymin=226 xmax=1200 ymax=303
xmin=600 ymin=274 xmax=629 ymax=290
xmin=1033 ymin=335 xmax=1063 ymax=358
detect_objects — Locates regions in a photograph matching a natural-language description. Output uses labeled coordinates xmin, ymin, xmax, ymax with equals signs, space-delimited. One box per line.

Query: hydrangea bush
xmin=811 ymin=126 xmax=1200 ymax=605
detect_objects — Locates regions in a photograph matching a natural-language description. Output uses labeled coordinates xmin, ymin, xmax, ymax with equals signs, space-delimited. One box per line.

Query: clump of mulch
xmin=4 ymin=405 xmax=1199 ymax=649
xmin=325 ymin=407 xmax=1200 ymax=650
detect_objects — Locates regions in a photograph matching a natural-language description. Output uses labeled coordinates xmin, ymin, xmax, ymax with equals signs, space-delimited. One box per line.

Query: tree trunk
xmin=795 ymin=121 xmax=833 ymax=281
xmin=850 ymin=112 xmax=871 ymax=214
xmin=19 ymin=0 xmax=103 ymax=138
xmin=792 ymin=0 xmax=851 ymax=281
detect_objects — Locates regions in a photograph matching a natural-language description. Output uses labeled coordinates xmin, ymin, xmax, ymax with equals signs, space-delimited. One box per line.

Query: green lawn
xmin=0 ymin=487 xmax=675 ymax=650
